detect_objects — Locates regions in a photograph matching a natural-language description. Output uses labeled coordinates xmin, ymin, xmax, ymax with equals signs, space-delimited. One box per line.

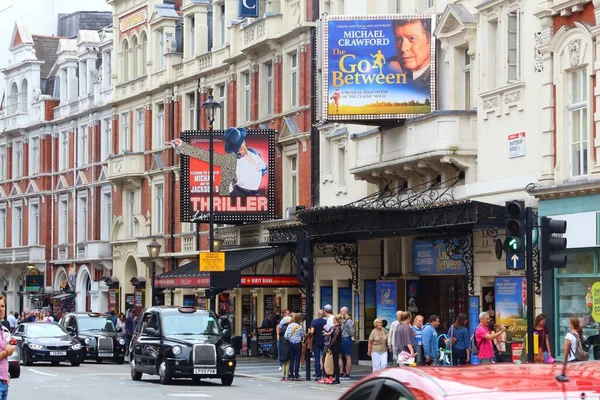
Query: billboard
xmin=180 ymin=128 xmax=276 ymax=223
xmin=494 ymin=277 xmax=527 ymax=342
xmin=322 ymin=14 xmax=436 ymax=121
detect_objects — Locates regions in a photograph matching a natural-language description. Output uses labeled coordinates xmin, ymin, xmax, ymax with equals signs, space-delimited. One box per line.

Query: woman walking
xmin=284 ymin=313 xmax=305 ymax=381
xmin=564 ymin=317 xmax=587 ymax=363
xmin=448 ymin=313 xmax=470 ymax=365
xmin=393 ymin=311 xmax=415 ymax=365
xmin=327 ymin=315 xmax=343 ymax=385
xmin=534 ymin=314 xmax=553 ymax=363
xmin=368 ymin=318 xmax=388 ymax=372
xmin=279 ymin=316 xmax=292 ymax=381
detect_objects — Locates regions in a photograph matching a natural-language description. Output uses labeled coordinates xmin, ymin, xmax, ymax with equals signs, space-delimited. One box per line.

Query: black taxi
xmin=60 ymin=312 xmax=127 ymax=364
xmin=129 ymin=306 xmax=236 ymax=386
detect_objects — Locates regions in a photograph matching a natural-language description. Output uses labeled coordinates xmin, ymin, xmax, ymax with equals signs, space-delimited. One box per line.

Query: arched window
xmin=131 ymin=35 xmax=139 ymax=79
xmin=122 ymin=39 xmax=130 ymax=82
xmin=140 ymin=31 xmax=148 ymax=76
xmin=7 ymin=82 xmax=18 ymax=115
xmin=18 ymin=79 xmax=28 ymax=112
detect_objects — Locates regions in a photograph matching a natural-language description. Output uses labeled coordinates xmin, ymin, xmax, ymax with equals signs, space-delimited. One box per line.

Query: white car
xmin=2 ymin=326 xmax=20 ymax=378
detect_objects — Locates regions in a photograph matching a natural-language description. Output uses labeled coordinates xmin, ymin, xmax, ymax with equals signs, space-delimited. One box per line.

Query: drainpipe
xmin=310 ymin=0 xmax=319 ymax=207
xmin=170 ymin=88 xmax=176 ymax=305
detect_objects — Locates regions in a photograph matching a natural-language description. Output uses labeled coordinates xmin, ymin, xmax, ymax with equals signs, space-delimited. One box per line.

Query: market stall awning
xmin=156 ymin=247 xmax=289 ymax=289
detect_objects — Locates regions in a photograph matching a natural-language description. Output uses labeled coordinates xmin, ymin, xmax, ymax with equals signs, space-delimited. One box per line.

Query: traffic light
xmin=298 ymin=256 xmax=314 ymax=283
xmin=505 ymin=200 xmax=525 ymax=270
xmin=296 ymin=232 xmax=314 ymax=284
xmin=541 ymin=217 xmax=567 ymax=269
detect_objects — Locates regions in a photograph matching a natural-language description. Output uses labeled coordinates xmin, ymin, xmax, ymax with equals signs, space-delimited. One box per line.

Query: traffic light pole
xmin=525 ymin=207 xmax=534 ymax=364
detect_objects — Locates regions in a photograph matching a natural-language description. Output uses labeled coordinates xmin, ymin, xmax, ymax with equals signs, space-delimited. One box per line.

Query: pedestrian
xmin=116 ymin=313 xmax=126 ymax=335
xmin=475 ymin=312 xmax=507 ymax=365
xmin=448 ymin=313 xmax=470 ymax=365
xmin=276 ymin=309 xmax=291 ymax=371
xmin=44 ymin=311 xmax=54 ymax=323
xmin=412 ymin=315 xmax=424 ymax=356
xmin=324 ymin=314 xmax=342 ymax=385
xmin=393 ymin=311 xmax=416 ymax=366
xmin=278 ymin=316 xmax=292 ymax=381
xmin=367 ymin=318 xmax=388 ymax=372
xmin=109 ymin=310 xmax=117 ymax=326
xmin=0 ymin=294 xmax=15 ymax=398
xmin=284 ymin=313 xmax=305 ymax=381
xmin=321 ymin=304 xmax=334 ymax=372
xmin=564 ymin=317 xmax=587 ymax=363
xmin=387 ymin=311 xmax=402 ymax=362
xmin=422 ymin=315 xmax=440 ymax=366
xmin=309 ymin=310 xmax=326 ymax=381
xmin=534 ymin=314 xmax=553 ymax=363
xmin=339 ymin=307 xmax=354 ymax=379
xmin=125 ymin=309 xmax=137 ymax=357
xmin=6 ymin=313 xmax=16 ymax=334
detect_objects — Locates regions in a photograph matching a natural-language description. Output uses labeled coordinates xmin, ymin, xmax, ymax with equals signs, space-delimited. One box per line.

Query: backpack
xmin=572 ymin=334 xmax=590 ymax=361
xmin=469 ymin=328 xmax=482 ymax=356
xmin=343 ymin=319 xmax=355 ymax=339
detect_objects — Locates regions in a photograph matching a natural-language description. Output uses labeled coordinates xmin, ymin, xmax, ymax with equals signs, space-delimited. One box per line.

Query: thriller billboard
xmin=180 ymin=128 xmax=276 ymax=223
xmin=322 ymin=14 xmax=436 ymax=121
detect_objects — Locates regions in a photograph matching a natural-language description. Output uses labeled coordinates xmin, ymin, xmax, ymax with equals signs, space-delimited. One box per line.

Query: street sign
xmin=508 ymin=132 xmax=526 ymax=158
xmin=591 ymin=282 xmax=600 ymax=322
xmin=507 ymin=252 xmax=524 ymax=270
xmin=199 ymin=252 xmax=225 ymax=272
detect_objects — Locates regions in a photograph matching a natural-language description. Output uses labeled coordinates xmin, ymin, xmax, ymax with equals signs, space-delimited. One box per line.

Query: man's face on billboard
xmin=522 ymin=279 xmax=527 ymax=304
xmin=394 ymin=20 xmax=431 ymax=72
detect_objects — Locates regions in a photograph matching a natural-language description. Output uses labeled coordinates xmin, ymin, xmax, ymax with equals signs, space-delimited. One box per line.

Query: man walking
xmin=309 ymin=310 xmax=326 ymax=380
xmin=0 ymin=294 xmax=15 ymax=399
xmin=422 ymin=315 xmax=440 ymax=365
xmin=125 ymin=310 xmax=137 ymax=360
xmin=475 ymin=312 xmax=507 ymax=365
xmin=339 ymin=307 xmax=354 ymax=379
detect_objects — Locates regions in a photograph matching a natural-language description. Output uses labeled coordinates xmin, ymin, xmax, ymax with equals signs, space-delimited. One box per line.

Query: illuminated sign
xmin=322 ymin=14 xmax=436 ymax=121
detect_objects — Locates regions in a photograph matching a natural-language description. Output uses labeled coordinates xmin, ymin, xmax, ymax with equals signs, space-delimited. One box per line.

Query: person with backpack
xmin=422 ymin=315 xmax=440 ymax=365
xmin=279 ymin=316 xmax=292 ymax=381
xmin=564 ymin=317 xmax=589 ymax=363
xmin=473 ymin=312 xmax=507 ymax=365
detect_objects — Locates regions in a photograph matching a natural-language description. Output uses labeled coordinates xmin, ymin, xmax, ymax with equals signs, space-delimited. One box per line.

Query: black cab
xmin=129 ymin=306 xmax=236 ymax=386
xmin=60 ymin=312 xmax=126 ymax=364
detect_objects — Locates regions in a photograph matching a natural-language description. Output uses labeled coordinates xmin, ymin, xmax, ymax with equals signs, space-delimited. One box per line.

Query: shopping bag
xmin=397 ymin=351 xmax=415 ymax=366
xmin=324 ymin=351 xmax=334 ymax=375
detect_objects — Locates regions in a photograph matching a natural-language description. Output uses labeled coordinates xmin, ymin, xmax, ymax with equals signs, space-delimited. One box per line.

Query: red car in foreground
xmin=339 ymin=362 xmax=600 ymax=400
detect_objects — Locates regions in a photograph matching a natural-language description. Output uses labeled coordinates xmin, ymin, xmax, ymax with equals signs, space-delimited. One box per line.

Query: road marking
xmin=166 ymin=395 xmax=213 ymax=398
xmin=28 ymin=368 xmax=58 ymax=377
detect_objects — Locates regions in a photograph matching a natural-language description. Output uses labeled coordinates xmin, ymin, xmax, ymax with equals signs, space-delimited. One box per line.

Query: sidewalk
xmin=235 ymin=356 xmax=373 ymax=386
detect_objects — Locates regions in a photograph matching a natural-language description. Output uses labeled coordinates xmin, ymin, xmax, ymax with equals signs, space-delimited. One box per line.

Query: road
xmin=8 ymin=360 xmax=346 ymax=400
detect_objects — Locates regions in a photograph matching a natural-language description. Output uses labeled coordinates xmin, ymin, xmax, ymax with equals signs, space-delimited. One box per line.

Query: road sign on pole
xmin=507 ymin=252 xmax=524 ymax=270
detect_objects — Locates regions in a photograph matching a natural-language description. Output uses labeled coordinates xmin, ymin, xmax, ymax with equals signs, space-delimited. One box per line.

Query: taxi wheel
xmin=130 ymin=358 xmax=142 ymax=381
xmin=96 ymin=359 xmax=103 ymax=364
xmin=51 ymin=361 xmax=60 ymax=366
xmin=116 ymin=358 xmax=125 ymax=365
xmin=71 ymin=359 xmax=81 ymax=367
xmin=192 ymin=377 xmax=202 ymax=384
xmin=159 ymin=360 xmax=172 ymax=385
xmin=221 ymin=375 xmax=234 ymax=386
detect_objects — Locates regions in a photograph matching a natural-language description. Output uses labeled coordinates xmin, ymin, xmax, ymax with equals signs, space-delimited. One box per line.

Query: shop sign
xmin=25 ymin=275 xmax=43 ymax=292
xmin=120 ymin=9 xmax=147 ymax=32
xmin=375 ymin=280 xmax=397 ymax=329
xmin=413 ymin=240 xmax=467 ymax=275
xmin=238 ymin=0 xmax=258 ymax=18
xmin=591 ymin=282 xmax=600 ymax=322
xmin=199 ymin=252 xmax=225 ymax=272
xmin=257 ymin=327 xmax=275 ymax=352
xmin=240 ymin=276 xmax=302 ymax=287
xmin=156 ymin=277 xmax=211 ymax=288
xmin=508 ymin=132 xmax=526 ymax=158
xmin=134 ymin=290 xmax=143 ymax=308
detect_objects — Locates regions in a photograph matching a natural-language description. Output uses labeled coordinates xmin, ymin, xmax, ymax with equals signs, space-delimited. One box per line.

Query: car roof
xmin=67 ymin=312 xmax=111 ymax=318
xmin=144 ymin=306 xmax=214 ymax=315
xmin=352 ymin=362 xmax=600 ymax=399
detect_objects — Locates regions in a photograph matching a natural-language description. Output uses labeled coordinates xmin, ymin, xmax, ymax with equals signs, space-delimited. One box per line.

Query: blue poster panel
xmin=413 ymin=239 xmax=467 ymax=275
xmin=495 ymin=277 xmax=527 ymax=341
xmin=339 ymin=287 xmax=352 ymax=311
xmin=238 ymin=0 xmax=259 ymax=18
xmin=376 ymin=280 xmax=397 ymax=330
xmin=469 ymin=296 xmax=479 ymax=337
xmin=321 ymin=286 xmax=333 ymax=309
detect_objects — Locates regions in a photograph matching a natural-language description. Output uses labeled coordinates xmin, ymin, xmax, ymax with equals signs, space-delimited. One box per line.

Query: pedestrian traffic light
xmin=296 ymin=232 xmax=314 ymax=284
xmin=298 ymin=256 xmax=314 ymax=283
xmin=541 ymin=217 xmax=567 ymax=269
xmin=505 ymin=200 xmax=525 ymax=270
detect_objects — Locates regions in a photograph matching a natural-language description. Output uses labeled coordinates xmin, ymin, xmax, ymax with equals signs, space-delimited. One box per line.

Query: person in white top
xmin=564 ymin=317 xmax=585 ymax=362
xmin=387 ymin=310 xmax=403 ymax=360
xmin=44 ymin=310 xmax=54 ymax=323
xmin=6 ymin=312 xmax=17 ymax=331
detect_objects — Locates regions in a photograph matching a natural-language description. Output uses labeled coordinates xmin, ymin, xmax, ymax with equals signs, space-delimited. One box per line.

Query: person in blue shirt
xmin=447 ymin=313 xmax=470 ymax=365
xmin=421 ymin=314 xmax=440 ymax=365
xmin=309 ymin=309 xmax=327 ymax=380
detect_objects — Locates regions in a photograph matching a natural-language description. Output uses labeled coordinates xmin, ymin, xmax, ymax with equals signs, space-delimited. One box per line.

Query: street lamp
xmin=147 ymin=238 xmax=162 ymax=307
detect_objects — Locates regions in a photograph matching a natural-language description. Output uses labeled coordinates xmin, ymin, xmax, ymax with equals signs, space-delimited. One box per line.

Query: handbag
xmin=397 ymin=351 xmax=415 ymax=365
xmin=445 ymin=326 xmax=457 ymax=348
xmin=324 ymin=351 xmax=334 ymax=375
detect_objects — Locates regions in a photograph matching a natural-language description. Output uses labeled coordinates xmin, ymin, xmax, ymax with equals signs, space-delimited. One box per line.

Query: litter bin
xmin=231 ymin=336 xmax=242 ymax=356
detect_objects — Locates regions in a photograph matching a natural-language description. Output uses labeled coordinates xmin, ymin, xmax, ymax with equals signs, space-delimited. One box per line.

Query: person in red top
xmin=475 ymin=312 xmax=506 ymax=364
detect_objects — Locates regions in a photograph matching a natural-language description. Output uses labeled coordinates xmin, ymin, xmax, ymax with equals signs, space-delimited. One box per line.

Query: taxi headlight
xmin=71 ymin=343 xmax=81 ymax=350
xmin=224 ymin=346 xmax=235 ymax=357
xmin=84 ymin=338 xmax=91 ymax=345
xmin=172 ymin=345 xmax=182 ymax=355
xmin=28 ymin=343 xmax=44 ymax=350
xmin=119 ymin=338 xmax=126 ymax=345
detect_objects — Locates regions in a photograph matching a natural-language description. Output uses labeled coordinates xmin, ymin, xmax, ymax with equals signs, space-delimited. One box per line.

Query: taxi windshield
xmin=78 ymin=317 xmax=116 ymax=332
xmin=162 ymin=313 xmax=220 ymax=336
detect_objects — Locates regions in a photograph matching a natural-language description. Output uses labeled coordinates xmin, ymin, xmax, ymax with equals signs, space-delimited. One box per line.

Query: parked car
xmin=2 ymin=326 xmax=20 ymax=378
xmin=129 ymin=306 xmax=236 ymax=386
xmin=12 ymin=322 xmax=82 ymax=366
xmin=339 ymin=362 xmax=600 ymax=400
xmin=60 ymin=312 xmax=126 ymax=364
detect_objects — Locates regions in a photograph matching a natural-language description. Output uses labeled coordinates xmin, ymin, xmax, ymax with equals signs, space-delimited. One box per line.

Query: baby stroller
xmin=437 ymin=334 xmax=453 ymax=366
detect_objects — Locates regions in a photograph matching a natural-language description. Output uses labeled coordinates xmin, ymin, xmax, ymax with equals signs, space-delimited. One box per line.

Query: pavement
xmin=8 ymin=358 xmax=350 ymax=400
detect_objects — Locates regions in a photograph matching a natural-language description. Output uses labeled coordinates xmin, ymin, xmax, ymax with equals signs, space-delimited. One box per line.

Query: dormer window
xmin=157 ymin=29 xmax=165 ymax=69
xmin=189 ymin=16 xmax=196 ymax=57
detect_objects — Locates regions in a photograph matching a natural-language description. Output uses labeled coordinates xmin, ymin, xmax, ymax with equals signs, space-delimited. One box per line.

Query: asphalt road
xmin=8 ymin=360 xmax=346 ymax=400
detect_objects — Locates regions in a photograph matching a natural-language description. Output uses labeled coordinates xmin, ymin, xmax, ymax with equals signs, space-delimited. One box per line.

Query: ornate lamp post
xmin=146 ymin=238 xmax=162 ymax=306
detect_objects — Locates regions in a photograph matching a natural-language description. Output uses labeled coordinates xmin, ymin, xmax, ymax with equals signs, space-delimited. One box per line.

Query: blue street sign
xmin=507 ymin=252 xmax=525 ymax=270
xmin=239 ymin=0 xmax=259 ymax=18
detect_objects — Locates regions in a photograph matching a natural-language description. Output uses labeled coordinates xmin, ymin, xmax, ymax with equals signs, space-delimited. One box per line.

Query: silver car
xmin=2 ymin=325 xmax=21 ymax=378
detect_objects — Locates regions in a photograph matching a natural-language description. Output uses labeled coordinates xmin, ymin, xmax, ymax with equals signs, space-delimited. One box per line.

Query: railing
xmin=198 ymin=53 xmax=212 ymax=71
xmin=0 ymin=246 xmax=45 ymax=263
xmin=69 ymin=102 xmax=79 ymax=114
xmin=58 ymin=246 xmax=68 ymax=260
xmin=174 ymin=64 xmax=184 ymax=79
xmin=76 ymin=244 xmax=86 ymax=259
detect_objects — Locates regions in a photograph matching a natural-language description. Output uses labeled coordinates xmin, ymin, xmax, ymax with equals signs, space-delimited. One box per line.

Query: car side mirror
xmin=143 ymin=327 xmax=159 ymax=337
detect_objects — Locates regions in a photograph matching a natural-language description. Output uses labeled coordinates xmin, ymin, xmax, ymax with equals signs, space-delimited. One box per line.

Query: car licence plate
xmin=50 ymin=351 xmax=66 ymax=356
xmin=98 ymin=352 xmax=113 ymax=357
xmin=193 ymin=368 xmax=216 ymax=375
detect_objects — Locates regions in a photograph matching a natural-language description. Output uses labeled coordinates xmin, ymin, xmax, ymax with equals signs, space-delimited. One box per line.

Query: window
xmin=337 ymin=145 xmax=346 ymax=188
xmin=0 ymin=145 xmax=7 ymax=181
xmin=461 ymin=49 xmax=471 ymax=110
xmin=506 ymin=10 xmax=520 ymax=83
xmin=12 ymin=141 xmax=23 ymax=178
xmin=103 ymin=51 xmax=112 ymax=88
xmin=243 ymin=72 xmax=251 ymax=122
xmin=101 ymin=117 xmax=112 ymax=160
xmin=0 ymin=207 xmax=6 ymax=247
xmin=265 ymin=62 xmax=274 ymax=115
xmin=136 ymin=108 xmax=145 ymax=152
xmin=290 ymin=52 xmax=298 ymax=107
xmin=568 ymin=69 xmax=588 ymax=177
xmin=59 ymin=132 xmax=69 ymax=170
xmin=155 ymin=103 xmax=165 ymax=148
xmin=219 ymin=5 xmax=226 ymax=47
xmin=12 ymin=204 xmax=22 ymax=247
xmin=29 ymin=137 xmax=40 ymax=175
xmin=121 ymin=112 xmax=130 ymax=152
xmin=128 ymin=190 xmax=135 ymax=237
xmin=28 ymin=202 xmax=39 ymax=245
xmin=131 ymin=36 xmax=139 ymax=79
xmin=288 ymin=155 xmax=298 ymax=209
xmin=189 ymin=16 xmax=196 ymax=57
xmin=78 ymin=126 xmax=88 ymax=166
xmin=214 ymin=84 xmax=226 ymax=130
xmin=187 ymin=92 xmax=196 ymax=130
xmin=158 ymin=29 xmax=165 ymax=69
xmin=58 ymin=197 xmax=68 ymax=245
xmin=141 ymin=33 xmax=148 ymax=76
xmin=154 ymin=184 xmax=164 ymax=234
xmin=487 ymin=20 xmax=498 ymax=89
xmin=100 ymin=189 xmax=112 ymax=241
xmin=77 ymin=195 xmax=88 ymax=243
xmin=122 ymin=40 xmax=129 ymax=81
